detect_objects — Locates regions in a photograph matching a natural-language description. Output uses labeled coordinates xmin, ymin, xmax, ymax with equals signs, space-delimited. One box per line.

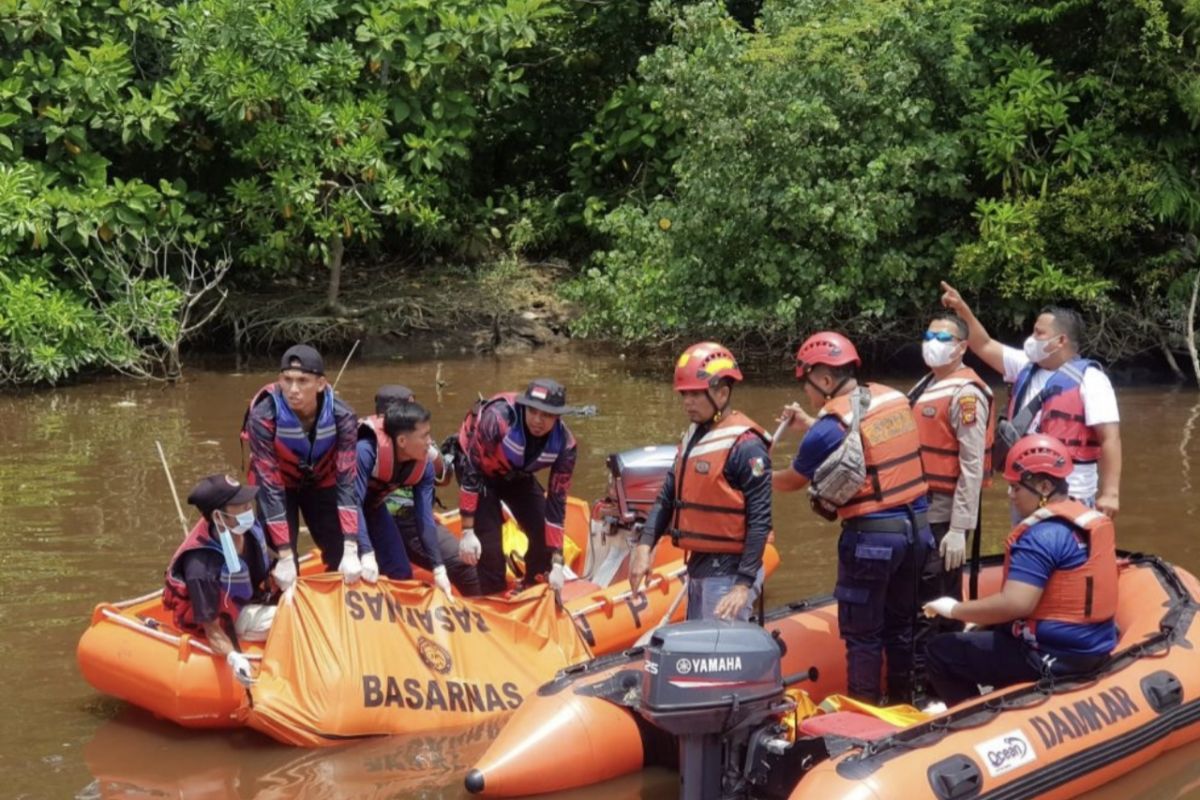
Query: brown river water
xmin=4 ymin=347 xmax=1200 ymax=799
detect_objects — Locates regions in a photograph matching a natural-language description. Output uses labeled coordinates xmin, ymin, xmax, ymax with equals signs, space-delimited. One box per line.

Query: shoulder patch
xmin=750 ymin=456 xmax=766 ymax=477
xmin=959 ymin=395 xmax=978 ymax=426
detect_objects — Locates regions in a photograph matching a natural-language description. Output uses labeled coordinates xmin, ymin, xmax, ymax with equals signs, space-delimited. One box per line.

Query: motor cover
xmin=640 ymin=621 xmax=783 ymax=737
xmin=607 ymin=444 xmax=678 ymax=524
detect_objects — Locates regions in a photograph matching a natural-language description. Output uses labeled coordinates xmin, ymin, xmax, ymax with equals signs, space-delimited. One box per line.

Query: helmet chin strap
xmin=806 ymin=374 xmax=851 ymax=400
xmin=704 ymin=384 xmax=731 ymax=422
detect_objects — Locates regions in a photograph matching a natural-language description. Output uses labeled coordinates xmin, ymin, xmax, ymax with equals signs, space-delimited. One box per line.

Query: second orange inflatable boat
xmin=467 ymin=553 xmax=1200 ymax=800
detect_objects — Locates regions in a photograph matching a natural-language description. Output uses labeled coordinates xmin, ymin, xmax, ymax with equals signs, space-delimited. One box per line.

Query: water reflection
xmin=1 ymin=350 xmax=1198 ymax=798
xmin=80 ymin=711 xmax=510 ymax=800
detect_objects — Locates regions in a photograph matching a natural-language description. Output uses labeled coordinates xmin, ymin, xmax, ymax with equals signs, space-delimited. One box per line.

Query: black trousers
xmin=400 ymin=520 xmax=483 ymax=597
xmin=281 ymin=485 xmax=345 ymax=571
xmin=473 ymin=474 xmax=552 ymax=595
xmin=915 ymin=521 xmax=966 ymax=681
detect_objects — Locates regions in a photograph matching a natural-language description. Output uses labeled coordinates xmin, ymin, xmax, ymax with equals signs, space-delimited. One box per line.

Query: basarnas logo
xmin=417 ymin=636 xmax=453 ymax=675
xmin=973 ymin=729 xmax=1036 ymax=777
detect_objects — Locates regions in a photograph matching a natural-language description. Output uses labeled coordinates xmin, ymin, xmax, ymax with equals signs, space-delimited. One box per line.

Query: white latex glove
xmin=272 ymin=550 xmax=297 ymax=592
xmin=432 ymin=565 xmax=454 ymax=602
xmin=459 ymin=528 xmax=481 ymax=566
xmin=548 ymin=559 xmax=565 ymax=592
xmin=339 ymin=540 xmax=363 ymax=584
xmin=940 ymin=529 xmax=967 ymax=571
xmin=360 ymin=550 xmax=379 ymax=583
xmin=923 ymin=596 xmax=960 ymax=620
xmin=226 ymin=650 xmax=255 ymax=687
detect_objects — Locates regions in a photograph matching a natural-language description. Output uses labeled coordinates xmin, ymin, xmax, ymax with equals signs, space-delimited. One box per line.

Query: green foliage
xmin=173 ymin=0 xmax=559 ymax=293
xmin=570 ymin=0 xmax=983 ymax=341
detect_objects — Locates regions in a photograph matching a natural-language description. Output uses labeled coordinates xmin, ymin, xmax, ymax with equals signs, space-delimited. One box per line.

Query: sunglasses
xmin=923 ymin=331 xmax=960 ymax=343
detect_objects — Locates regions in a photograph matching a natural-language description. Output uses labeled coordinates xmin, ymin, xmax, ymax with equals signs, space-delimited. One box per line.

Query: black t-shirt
xmin=178 ymin=536 xmax=271 ymax=624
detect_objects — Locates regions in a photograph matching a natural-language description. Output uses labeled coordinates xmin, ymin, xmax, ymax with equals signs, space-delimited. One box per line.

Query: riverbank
xmin=211 ymin=258 xmax=577 ymax=361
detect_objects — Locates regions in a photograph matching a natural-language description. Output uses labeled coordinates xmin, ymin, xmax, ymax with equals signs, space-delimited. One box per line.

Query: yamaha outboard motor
xmin=585 ymin=444 xmax=677 ymax=585
xmin=639 ymin=621 xmax=790 ymax=800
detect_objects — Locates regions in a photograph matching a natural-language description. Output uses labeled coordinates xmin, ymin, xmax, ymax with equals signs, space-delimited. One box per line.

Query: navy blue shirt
xmin=1008 ymin=519 xmax=1117 ymax=658
xmin=354 ymin=437 xmax=442 ymax=567
xmin=642 ymin=424 xmax=772 ymax=586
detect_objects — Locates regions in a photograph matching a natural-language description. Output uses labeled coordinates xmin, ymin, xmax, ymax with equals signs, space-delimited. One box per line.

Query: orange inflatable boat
xmin=78 ymin=444 xmax=780 ymax=739
xmin=467 ymin=553 xmax=1200 ymax=800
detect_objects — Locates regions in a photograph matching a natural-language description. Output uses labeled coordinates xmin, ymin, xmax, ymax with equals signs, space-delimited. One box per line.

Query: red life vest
xmin=241 ymin=382 xmax=340 ymax=488
xmin=358 ymin=415 xmax=429 ymax=508
xmin=819 ymin=383 xmax=928 ymax=520
xmin=1003 ymin=500 xmax=1118 ymax=631
xmin=162 ymin=519 xmax=246 ymax=634
xmin=670 ymin=410 xmax=770 ymax=554
xmin=911 ymin=367 xmax=996 ymax=494
xmin=1007 ymin=359 xmax=1103 ymax=464
xmin=455 ymin=391 xmax=573 ymax=479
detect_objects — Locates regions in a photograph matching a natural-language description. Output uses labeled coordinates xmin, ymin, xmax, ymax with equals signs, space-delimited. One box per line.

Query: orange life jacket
xmin=911 ymin=367 xmax=996 ymax=494
xmin=1003 ymin=500 xmax=1118 ymax=629
xmin=358 ymin=415 xmax=429 ymax=508
xmin=819 ymin=384 xmax=927 ymax=520
xmin=670 ymin=411 xmax=770 ymax=554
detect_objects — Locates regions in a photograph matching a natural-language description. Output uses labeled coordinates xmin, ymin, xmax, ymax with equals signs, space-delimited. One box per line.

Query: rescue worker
xmin=355 ymin=397 xmax=455 ymax=601
xmin=455 ymin=379 xmax=580 ymax=595
xmin=908 ymin=313 xmax=994 ymax=636
xmin=940 ymin=283 xmax=1121 ymax=517
xmin=373 ymin=385 xmax=481 ymax=596
xmin=163 ymin=474 xmax=276 ymax=688
xmin=773 ymin=332 xmax=933 ymax=704
xmin=628 ymin=342 xmax=771 ymax=622
xmin=923 ymin=434 xmax=1118 ymax=706
xmin=243 ymin=344 xmax=363 ymax=592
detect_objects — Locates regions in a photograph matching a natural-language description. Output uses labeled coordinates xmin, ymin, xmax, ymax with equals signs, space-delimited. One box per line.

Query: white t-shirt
xmin=1001 ymin=346 xmax=1118 ymax=500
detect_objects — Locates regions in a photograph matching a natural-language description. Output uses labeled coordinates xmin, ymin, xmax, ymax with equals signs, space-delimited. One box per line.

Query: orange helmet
xmin=1003 ymin=434 xmax=1073 ymax=483
xmin=795 ymin=332 xmax=861 ymax=378
xmin=674 ymin=342 xmax=743 ymax=392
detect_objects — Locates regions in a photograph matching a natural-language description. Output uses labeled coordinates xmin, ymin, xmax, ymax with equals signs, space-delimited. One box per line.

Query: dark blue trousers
xmin=926 ymin=629 xmax=1108 ymax=705
xmin=363 ymin=502 xmax=414 ymax=579
xmin=834 ymin=520 xmax=931 ymax=704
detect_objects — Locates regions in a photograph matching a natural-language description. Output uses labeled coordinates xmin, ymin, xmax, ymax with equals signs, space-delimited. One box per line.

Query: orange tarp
xmin=246 ymin=575 xmax=592 ymax=747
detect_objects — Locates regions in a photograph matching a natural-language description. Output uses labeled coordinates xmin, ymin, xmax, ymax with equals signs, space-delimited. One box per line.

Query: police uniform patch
xmin=750 ymin=457 xmax=765 ymax=477
xmin=959 ymin=395 xmax=978 ymax=426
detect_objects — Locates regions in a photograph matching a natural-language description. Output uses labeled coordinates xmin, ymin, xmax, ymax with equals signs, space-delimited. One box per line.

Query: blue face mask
xmin=231 ymin=509 xmax=256 ymax=535
xmin=215 ymin=521 xmax=241 ymax=575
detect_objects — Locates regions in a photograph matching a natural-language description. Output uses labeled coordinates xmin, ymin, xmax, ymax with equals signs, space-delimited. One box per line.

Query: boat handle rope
xmin=567 ymin=566 xmax=688 ymax=619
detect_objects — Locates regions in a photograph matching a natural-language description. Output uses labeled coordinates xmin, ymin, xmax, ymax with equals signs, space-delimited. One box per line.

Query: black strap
xmin=1010 ymin=379 xmax=1063 ymax=437
xmin=675 ymin=500 xmax=745 ymax=515
xmin=969 ymin=490 xmax=983 ymax=600
xmin=906 ymin=373 xmax=937 ymax=408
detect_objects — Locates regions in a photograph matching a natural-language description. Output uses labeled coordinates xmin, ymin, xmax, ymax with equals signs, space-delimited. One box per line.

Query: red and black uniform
xmin=243 ymin=383 xmax=361 ymax=570
xmin=456 ymin=393 xmax=578 ymax=594
xmin=354 ymin=415 xmax=437 ymax=580
xmin=163 ymin=518 xmax=271 ymax=636
xmin=642 ymin=411 xmax=772 ymax=619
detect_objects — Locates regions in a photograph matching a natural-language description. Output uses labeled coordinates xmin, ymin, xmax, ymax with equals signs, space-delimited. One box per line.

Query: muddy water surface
xmin=3 ymin=347 xmax=1200 ymax=799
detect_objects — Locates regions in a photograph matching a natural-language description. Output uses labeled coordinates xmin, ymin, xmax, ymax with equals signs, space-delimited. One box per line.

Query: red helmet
xmin=674 ymin=342 xmax=743 ymax=392
xmin=794 ymin=332 xmax=861 ymax=378
xmin=1003 ymin=434 xmax=1073 ymax=483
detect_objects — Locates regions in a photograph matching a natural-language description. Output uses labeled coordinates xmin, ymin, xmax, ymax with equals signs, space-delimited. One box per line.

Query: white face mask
xmin=1023 ymin=334 xmax=1060 ymax=365
xmin=922 ymin=339 xmax=960 ymax=369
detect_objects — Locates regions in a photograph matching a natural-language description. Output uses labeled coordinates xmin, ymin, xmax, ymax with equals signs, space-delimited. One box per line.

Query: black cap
xmin=187 ymin=474 xmax=258 ymax=517
xmin=280 ymin=344 xmax=324 ymax=375
xmin=375 ymin=384 xmax=416 ymax=414
xmin=517 ymin=378 xmax=577 ymax=415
